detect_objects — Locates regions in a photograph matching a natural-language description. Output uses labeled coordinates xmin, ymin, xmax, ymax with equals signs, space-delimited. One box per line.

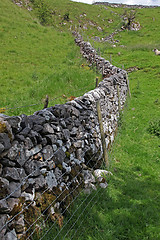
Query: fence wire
xmin=24 ymin=147 xmax=102 ymax=240
xmin=0 ymin=137 xmax=101 ymax=229
xmin=0 ymin=145 xmax=108 ymax=240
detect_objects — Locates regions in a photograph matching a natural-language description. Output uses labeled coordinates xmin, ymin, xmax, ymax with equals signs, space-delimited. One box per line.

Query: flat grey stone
xmin=53 ymin=148 xmax=66 ymax=165
xmin=2 ymin=167 xmax=20 ymax=181
xmin=0 ymin=158 xmax=16 ymax=167
xmin=26 ymin=144 xmax=42 ymax=159
xmin=0 ymin=177 xmax=9 ymax=200
xmin=46 ymin=170 xmax=57 ymax=190
xmin=63 ymin=129 xmax=70 ymax=140
xmin=0 ymin=133 xmax=11 ymax=151
xmin=46 ymin=135 xmax=57 ymax=145
xmin=24 ymin=160 xmax=45 ymax=177
xmin=5 ymin=229 xmax=17 ymax=240
xmin=0 ymin=199 xmax=11 ymax=213
xmin=0 ymin=214 xmax=8 ymax=239
xmin=8 ymin=182 xmax=21 ymax=198
xmin=15 ymin=215 xmax=25 ymax=233
xmin=42 ymin=123 xmax=54 ymax=134
xmin=42 ymin=145 xmax=54 ymax=161
xmin=7 ymin=141 xmax=19 ymax=160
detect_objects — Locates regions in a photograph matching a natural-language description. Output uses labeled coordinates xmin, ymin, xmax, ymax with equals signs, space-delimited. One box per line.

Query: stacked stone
xmin=74 ymin=33 xmax=123 ymax=77
xmin=0 ymin=34 xmax=128 ymax=239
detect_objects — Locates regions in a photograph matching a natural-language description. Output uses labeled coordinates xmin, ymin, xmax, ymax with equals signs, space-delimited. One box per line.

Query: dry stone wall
xmin=0 ymin=33 xmax=128 ymax=240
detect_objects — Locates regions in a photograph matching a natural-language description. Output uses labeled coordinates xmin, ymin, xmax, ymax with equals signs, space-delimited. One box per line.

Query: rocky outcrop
xmin=0 ymin=34 xmax=128 ymax=239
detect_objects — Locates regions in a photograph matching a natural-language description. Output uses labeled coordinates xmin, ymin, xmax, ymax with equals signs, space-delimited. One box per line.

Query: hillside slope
xmin=1 ymin=0 xmax=107 ymax=115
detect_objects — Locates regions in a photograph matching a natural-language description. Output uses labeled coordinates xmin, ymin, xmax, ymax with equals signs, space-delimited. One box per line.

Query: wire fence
xmin=0 ymin=141 xmax=109 ymax=240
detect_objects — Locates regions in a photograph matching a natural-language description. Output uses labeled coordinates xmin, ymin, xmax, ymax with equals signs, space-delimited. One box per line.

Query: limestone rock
xmin=42 ymin=145 xmax=54 ymax=161
xmin=0 ymin=177 xmax=9 ymax=200
xmin=36 ymin=109 xmax=56 ymax=122
xmin=94 ymin=169 xmax=113 ymax=179
xmin=21 ymin=189 xmax=35 ymax=202
xmin=0 ymin=199 xmax=11 ymax=213
xmin=0 ymin=214 xmax=8 ymax=239
xmin=45 ymin=171 xmax=57 ymax=190
xmin=6 ymin=198 xmax=19 ymax=212
xmin=53 ymin=148 xmax=66 ymax=165
xmin=0 ymin=134 xmax=11 ymax=151
xmin=42 ymin=123 xmax=54 ymax=134
xmin=0 ymin=158 xmax=16 ymax=167
xmin=2 ymin=167 xmax=20 ymax=182
xmin=99 ymin=182 xmax=108 ymax=188
xmin=24 ymin=160 xmax=45 ymax=177
xmin=5 ymin=229 xmax=17 ymax=240
xmin=28 ymin=175 xmax=46 ymax=189
xmin=25 ymin=144 xmax=42 ymax=159
xmin=27 ymin=115 xmax=45 ymax=126
xmin=8 ymin=182 xmax=21 ymax=198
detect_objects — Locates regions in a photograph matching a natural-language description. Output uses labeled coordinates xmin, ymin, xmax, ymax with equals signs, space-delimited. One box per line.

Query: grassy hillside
xmin=0 ymin=0 xmax=160 ymax=239
xmin=0 ymin=0 xmax=128 ymax=116
xmin=0 ymin=0 xmax=105 ymax=115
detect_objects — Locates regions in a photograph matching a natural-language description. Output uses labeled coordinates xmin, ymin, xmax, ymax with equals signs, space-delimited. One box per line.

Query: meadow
xmin=0 ymin=0 xmax=160 ymax=239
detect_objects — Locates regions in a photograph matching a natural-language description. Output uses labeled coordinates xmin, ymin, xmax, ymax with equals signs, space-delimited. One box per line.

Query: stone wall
xmin=0 ymin=33 xmax=128 ymax=239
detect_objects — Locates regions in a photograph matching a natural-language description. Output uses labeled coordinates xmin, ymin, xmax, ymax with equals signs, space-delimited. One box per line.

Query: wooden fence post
xmin=126 ymin=72 xmax=131 ymax=97
xmin=96 ymin=77 xmax=99 ymax=88
xmin=96 ymin=101 xmax=109 ymax=168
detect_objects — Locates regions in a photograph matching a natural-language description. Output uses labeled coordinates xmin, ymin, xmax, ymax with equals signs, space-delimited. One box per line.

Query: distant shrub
xmin=63 ymin=13 xmax=70 ymax=22
xmin=148 ymin=119 xmax=160 ymax=138
xmin=31 ymin=0 xmax=52 ymax=25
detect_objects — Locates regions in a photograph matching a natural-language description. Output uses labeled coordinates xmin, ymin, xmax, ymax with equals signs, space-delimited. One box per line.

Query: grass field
xmin=0 ymin=0 xmax=104 ymax=116
xmin=0 ymin=0 xmax=160 ymax=239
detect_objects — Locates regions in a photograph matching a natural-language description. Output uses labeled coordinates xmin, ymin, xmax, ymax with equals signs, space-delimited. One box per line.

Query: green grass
xmin=1 ymin=1 xmax=160 ymax=239
xmin=0 ymin=0 xmax=127 ymax=116
xmin=0 ymin=0 xmax=103 ymax=116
